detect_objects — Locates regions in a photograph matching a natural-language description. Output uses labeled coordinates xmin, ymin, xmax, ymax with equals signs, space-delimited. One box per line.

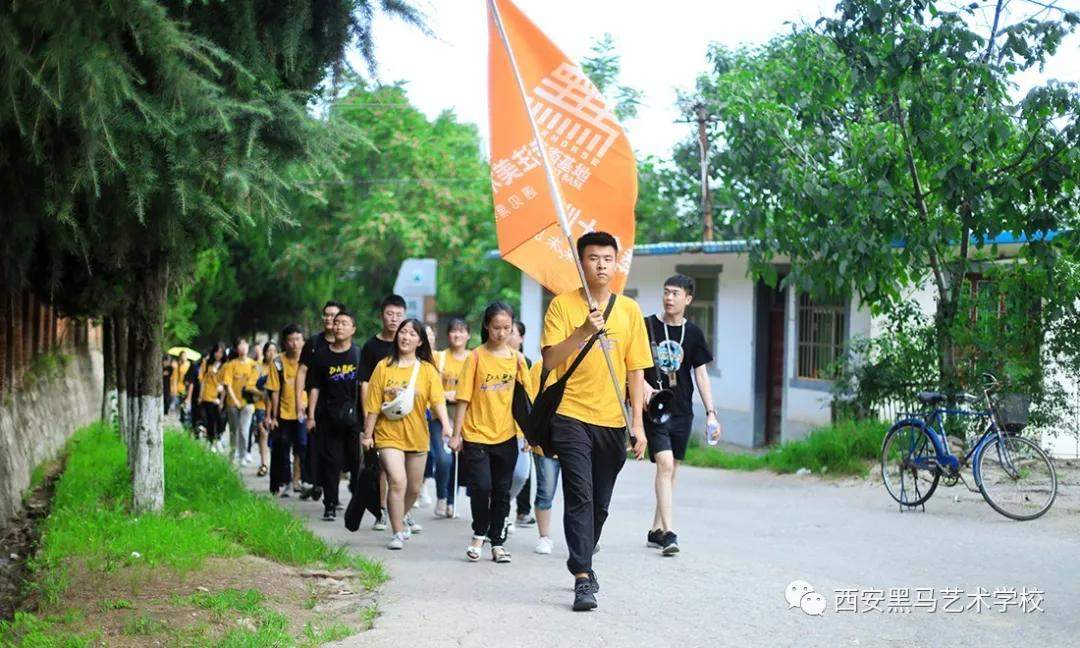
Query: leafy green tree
xmin=276 ymin=83 xmax=517 ymax=338
xmin=634 ymin=155 xmax=699 ymax=243
xmin=694 ymin=0 xmax=1080 ymax=393
xmin=581 ymin=33 xmax=643 ymax=121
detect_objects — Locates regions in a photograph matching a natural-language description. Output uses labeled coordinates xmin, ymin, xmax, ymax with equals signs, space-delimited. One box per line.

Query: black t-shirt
xmin=184 ymin=359 xmax=202 ymax=401
xmin=163 ymin=365 xmax=174 ymax=395
xmin=643 ymin=315 xmax=713 ymax=417
xmin=300 ymin=333 xmax=333 ymax=371
xmin=309 ymin=342 xmax=361 ymax=417
xmin=184 ymin=360 xmax=201 ymax=385
xmin=359 ymin=336 xmax=395 ymax=382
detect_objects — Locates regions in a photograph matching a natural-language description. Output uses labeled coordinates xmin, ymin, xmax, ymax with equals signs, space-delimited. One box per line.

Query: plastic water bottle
xmin=706 ymin=420 xmax=721 ymax=446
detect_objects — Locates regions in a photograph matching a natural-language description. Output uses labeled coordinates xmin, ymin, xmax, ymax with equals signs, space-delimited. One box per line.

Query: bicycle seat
xmin=916 ymin=391 xmax=946 ymax=406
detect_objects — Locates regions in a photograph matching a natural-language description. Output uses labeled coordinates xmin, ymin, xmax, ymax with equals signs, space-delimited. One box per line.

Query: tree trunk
xmin=115 ymin=314 xmax=129 ymax=443
xmin=125 ymin=262 xmax=168 ymax=513
xmin=101 ymin=316 xmax=118 ymax=424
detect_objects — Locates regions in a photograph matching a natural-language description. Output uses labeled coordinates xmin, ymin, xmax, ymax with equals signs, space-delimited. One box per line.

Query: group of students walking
xmin=176 ymin=231 xmax=722 ymax=612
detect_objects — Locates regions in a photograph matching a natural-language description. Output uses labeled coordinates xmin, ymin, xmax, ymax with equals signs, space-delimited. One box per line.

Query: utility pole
xmin=694 ymin=103 xmax=713 ymax=241
xmin=677 ymin=101 xmax=717 ymax=241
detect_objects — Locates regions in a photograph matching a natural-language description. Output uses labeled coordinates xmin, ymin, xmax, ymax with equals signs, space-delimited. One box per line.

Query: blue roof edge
xmin=485 ymin=230 xmax=1062 ymax=260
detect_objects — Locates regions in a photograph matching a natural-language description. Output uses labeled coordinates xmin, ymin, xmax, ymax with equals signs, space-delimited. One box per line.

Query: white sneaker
xmin=418 ymin=480 xmax=432 ymax=506
xmin=240 ymin=454 xmax=254 ymax=467
xmin=434 ymin=499 xmax=447 ymax=518
xmin=373 ymin=509 xmax=388 ymax=531
xmin=387 ymin=533 xmax=406 ymax=550
xmin=534 ymin=536 xmax=554 ymax=555
xmin=405 ymin=514 xmax=423 ymax=534
xmin=402 ymin=526 xmax=412 ymax=539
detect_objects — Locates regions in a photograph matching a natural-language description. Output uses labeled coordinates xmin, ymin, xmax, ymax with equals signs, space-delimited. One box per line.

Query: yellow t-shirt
xmin=456 ymin=347 xmax=532 ymax=445
xmin=363 ymin=359 xmax=445 ymax=453
xmin=265 ymin=356 xmax=305 ymax=421
xmin=438 ymin=349 xmax=469 ymax=398
xmin=540 ymin=290 xmax=653 ymax=427
xmin=220 ymin=357 xmax=259 ymax=409
xmin=199 ymin=362 xmax=224 ymax=404
xmin=253 ymin=361 xmax=273 ymax=411
xmin=172 ymin=360 xmax=190 ymax=396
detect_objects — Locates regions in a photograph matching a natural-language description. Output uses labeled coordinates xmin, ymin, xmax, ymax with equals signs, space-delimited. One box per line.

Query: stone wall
xmin=0 ymin=350 xmax=102 ymax=529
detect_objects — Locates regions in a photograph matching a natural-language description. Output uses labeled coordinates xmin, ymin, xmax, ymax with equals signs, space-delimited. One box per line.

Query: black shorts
xmin=645 ymin=414 xmax=693 ymax=462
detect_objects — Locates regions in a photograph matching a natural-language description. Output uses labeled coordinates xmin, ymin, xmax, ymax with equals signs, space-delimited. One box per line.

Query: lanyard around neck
xmin=658 ymin=315 xmax=685 ymax=348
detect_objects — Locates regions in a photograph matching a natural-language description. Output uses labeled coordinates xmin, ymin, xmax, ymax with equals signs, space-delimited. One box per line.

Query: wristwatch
xmin=706 ymin=409 xmax=717 ymax=415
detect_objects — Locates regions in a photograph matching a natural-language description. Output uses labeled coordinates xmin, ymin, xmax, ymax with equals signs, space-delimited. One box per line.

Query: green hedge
xmin=683 ymin=419 xmax=888 ymax=476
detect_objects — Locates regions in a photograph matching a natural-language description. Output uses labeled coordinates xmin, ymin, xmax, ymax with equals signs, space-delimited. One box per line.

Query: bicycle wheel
xmin=976 ymin=434 xmax=1057 ymax=521
xmin=881 ymin=423 xmax=940 ymax=507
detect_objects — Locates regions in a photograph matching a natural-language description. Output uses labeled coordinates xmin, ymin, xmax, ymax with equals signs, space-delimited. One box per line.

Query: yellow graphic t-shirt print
xmin=382 ymin=378 xmax=410 ymax=403
xmin=480 ymin=371 xmax=514 ymax=393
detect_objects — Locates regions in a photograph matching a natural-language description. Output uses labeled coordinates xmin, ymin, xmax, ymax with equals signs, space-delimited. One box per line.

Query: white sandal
xmin=466 ymin=536 xmax=484 ymax=562
xmin=491 ymin=546 xmax=512 ymax=563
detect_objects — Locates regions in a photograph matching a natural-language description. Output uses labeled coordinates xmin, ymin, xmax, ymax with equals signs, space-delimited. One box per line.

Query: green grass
xmin=684 ymin=419 xmax=889 ymax=476
xmin=121 ymin=612 xmax=166 ymax=636
xmin=301 ymin=621 xmax=354 ymax=646
xmin=359 ymin=601 xmax=380 ymax=630
xmin=0 ymin=611 xmax=98 ymax=648
xmin=2 ymin=421 xmax=386 ymax=647
xmin=96 ymin=598 xmax=134 ymax=612
xmin=30 ymin=422 xmax=385 ymax=583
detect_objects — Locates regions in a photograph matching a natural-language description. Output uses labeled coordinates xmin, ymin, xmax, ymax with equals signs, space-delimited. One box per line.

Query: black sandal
xmin=257 ymin=464 xmax=268 ymax=477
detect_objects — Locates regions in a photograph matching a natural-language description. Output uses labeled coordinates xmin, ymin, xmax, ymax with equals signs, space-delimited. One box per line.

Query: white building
xmin=509 ymin=237 xmax=1079 ymax=456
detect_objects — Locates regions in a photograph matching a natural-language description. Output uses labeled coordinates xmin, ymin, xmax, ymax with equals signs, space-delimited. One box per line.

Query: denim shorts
xmin=533 ymin=454 xmax=561 ymax=510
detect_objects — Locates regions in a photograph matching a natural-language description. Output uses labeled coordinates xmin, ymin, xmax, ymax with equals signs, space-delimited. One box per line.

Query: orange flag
xmin=487 ymin=0 xmax=638 ymax=295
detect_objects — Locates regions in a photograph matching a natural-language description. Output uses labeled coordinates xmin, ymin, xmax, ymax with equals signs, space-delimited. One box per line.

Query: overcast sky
xmin=361 ymin=0 xmax=1080 ymax=159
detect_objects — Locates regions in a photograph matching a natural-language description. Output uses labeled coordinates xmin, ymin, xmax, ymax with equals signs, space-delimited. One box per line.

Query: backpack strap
xmin=540 ymin=293 xmax=618 ymax=388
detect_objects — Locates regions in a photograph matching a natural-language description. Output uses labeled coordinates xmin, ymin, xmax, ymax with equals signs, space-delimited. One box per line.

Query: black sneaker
xmin=647 ymin=529 xmax=664 ymax=548
xmin=660 ymin=531 xmax=680 ymax=556
xmin=310 ymin=486 xmax=323 ymax=502
xmin=322 ymin=506 xmax=336 ymax=521
xmin=573 ymin=578 xmax=597 ymax=612
xmin=588 ymin=570 xmax=599 ymax=594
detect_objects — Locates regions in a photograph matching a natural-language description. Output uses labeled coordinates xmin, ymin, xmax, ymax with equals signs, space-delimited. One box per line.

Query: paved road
xmin=243 ymin=459 xmax=1080 ymax=648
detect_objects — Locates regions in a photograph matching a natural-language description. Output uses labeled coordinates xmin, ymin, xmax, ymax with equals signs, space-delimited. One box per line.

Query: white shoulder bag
xmin=381 ymin=360 xmax=422 ymax=421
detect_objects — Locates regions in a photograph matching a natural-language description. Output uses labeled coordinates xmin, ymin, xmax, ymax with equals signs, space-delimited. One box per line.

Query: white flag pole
xmin=488 ymin=0 xmax=637 ymax=446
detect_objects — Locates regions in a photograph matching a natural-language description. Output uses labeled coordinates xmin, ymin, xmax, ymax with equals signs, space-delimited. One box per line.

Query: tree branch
xmin=982 ymin=0 xmax=1006 ymax=64
xmin=892 ymin=91 xmax=948 ymax=301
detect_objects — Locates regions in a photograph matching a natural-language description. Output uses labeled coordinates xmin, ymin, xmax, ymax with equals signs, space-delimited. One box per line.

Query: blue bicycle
xmin=880 ymin=373 xmax=1058 ymax=521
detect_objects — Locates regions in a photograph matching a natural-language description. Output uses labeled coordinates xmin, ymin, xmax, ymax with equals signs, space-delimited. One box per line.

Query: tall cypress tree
xmin=0 ymin=0 xmax=425 ymax=511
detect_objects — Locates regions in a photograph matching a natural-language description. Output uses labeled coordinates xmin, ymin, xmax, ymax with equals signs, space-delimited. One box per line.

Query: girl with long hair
xmin=362 ymin=319 xmax=452 ymax=550
xmin=449 ymin=302 xmax=532 ymax=563
xmin=198 ymin=343 xmax=226 ymax=444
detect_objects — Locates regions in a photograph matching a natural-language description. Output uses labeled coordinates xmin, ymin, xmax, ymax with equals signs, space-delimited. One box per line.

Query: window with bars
xmin=796 ymin=292 xmax=848 ymax=380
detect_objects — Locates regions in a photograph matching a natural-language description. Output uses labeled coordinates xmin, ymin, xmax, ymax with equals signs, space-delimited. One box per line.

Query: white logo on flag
xmin=528 ymin=63 xmax=620 ymax=164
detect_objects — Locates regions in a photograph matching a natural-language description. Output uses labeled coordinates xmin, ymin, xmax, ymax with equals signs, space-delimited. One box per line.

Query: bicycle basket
xmin=993 ymin=393 xmax=1031 ymax=434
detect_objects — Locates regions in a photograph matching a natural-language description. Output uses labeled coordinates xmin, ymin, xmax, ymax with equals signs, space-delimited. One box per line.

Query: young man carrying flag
xmin=541 ymin=231 xmax=651 ymax=612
